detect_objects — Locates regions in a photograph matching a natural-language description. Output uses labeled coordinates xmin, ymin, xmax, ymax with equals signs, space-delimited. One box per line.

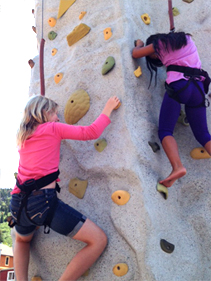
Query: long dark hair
xmin=146 ymin=32 xmax=191 ymax=87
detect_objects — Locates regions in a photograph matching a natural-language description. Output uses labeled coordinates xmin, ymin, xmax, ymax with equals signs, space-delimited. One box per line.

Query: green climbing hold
xmin=160 ymin=239 xmax=175 ymax=254
xmin=172 ymin=7 xmax=180 ymax=16
xmin=48 ymin=31 xmax=57 ymax=40
xmin=94 ymin=138 xmax=107 ymax=152
xmin=177 ymin=109 xmax=189 ymax=126
xmin=68 ymin=177 xmax=88 ymax=199
xmin=102 ymin=56 xmax=115 ymax=75
xmin=148 ymin=141 xmax=160 ymax=153
xmin=157 ymin=183 xmax=168 ymax=200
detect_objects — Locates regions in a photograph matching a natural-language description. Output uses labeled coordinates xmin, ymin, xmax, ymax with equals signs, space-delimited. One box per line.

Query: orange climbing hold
xmin=103 ymin=27 xmax=112 ymax=40
xmin=57 ymin=0 xmax=76 ymax=19
xmin=190 ymin=147 xmax=211 ymax=159
xmin=54 ymin=73 xmax=63 ymax=84
xmin=48 ymin=17 xmax=57 ymax=27
xmin=113 ymin=263 xmax=129 ymax=277
xmin=111 ymin=190 xmax=130 ymax=205
xmin=51 ymin=48 xmax=58 ymax=56
xmin=79 ymin=11 xmax=86 ymax=20
xmin=141 ymin=13 xmax=151 ymax=25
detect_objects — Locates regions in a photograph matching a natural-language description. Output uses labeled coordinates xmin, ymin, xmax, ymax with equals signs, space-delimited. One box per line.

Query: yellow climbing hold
xmin=103 ymin=27 xmax=112 ymax=40
xmin=31 ymin=277 xmax=42 ymax=281
xmin=51 ymin=48 xmax=58 ymax=56
xmin=64 ymin=89 xmax=90 ymax=124
xmin=111 ymin=190 xmax=130 ymax=205
xmin=66 ymin=23 xmax=91 ymax=47
xmin=113 ymin=263 xmax=129 ymax=277
xmin=94 ymin=138 xmax=107 ymax=152
xmin=157 ymin=183 xmax=168 ymax=200
xmin=57 ymin=0 xmax=76 ymax=19
xmin=54 ymin=73 xmax=63 ymax=84
xmin=48 ymin=17 xmax=57 ymax=27
xmin=172 ymin=7 xmax=180 ymax=16
xmin=190 ymin=147 xmax=211 ymax=159
xmin=79 ymin=11 xmax=86 ymax=20
xmin=68 ymin=178 xmax=88 ymax=199
xmin=134 ymin=66 xmax=142 ymax=77
xmin=141 ymin=13 xmax=150 ymax=25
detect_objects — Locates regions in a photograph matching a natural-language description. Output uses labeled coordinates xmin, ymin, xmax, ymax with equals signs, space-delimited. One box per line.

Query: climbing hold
xmin=51 ymin=48 xmax=58 ymax=56
xmin=111 ymin=190 xmax=130 ymax=205
xmin=177 ymin=110 xmax=189 ymax=126
xmin=54 ymin=73 xmax=63 ymax=84
xmin=148 ymin=141 xmax=160 ymax=153
xmin=141 ymin=13 xmax=150 ymax=25
xmin=57 ymin=0 xmax=76 ymax=19
xmin=14 ymin=172 xmax=18 ymax=179
xmin=48 ymin=31 xmax=57 ymax=40
xmin=28 ymin=59 xmax=35 ymax=69
xmin=156 ymin=183 xmax=168 ymax=200
xmin=102 ymin=56 xmax=115 ymax=75
xmin=82 ymin=269 xmax=90 ymax=277
xmin=32 ymin=26 xmax=36 ymax=33
xmin=114 ymin=101 xmax=121 ymax=110
xmin=183 ymin=0 xmax=194 ymax=3
xmin=31 ymin=276 xmax=42 ymax=281
xmin=113 ymin=263 xmax=129 ymax=277
xmin=103 ymin=27 xmax=112 ymax=40
xmin=68 ymin=178 xmax=88 ymax=199
xmin=64 ymin=89 xmax=90 ymax=124
xmin=134 ymin=66 xmax=142 ymax=77
xmin=160 ymin=239 xmax=175 ymax=254
xmin=48 ymin=17 xmax=57 ymax=27
xmin=172 ymin=7 xmax=180 ymax=16
xmin=94 ymin=138 xmax=107 ymax=152
xmin=66 ymin=23 xmax=91 ymax=47
xmin=79 ymin=11 xmax=86 ymax=20
xmin=190 ymin=147 xmax=211 ymax=159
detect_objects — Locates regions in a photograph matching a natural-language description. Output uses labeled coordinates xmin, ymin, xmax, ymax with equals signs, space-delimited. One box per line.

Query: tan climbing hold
xmin=66 ymin=23 xmax=91 ymax=47
xmin=94 ymin=138 xmax=107 ymax=152
xmin=79 ymin=11 xmax=86 ymax=20
xmin=141 ymin=13 xmax=150 ymax=25
xmin=31 ymin=277 xmax=42 ymax=281
xmin=183 ymin=0 xmax=194 ymax=3
xmin=57 ymin=0 xmax=76 ymax=19
xmin=111 ymin=190 xmax=130 ymax=205
xmin=157 ymin=183 xmax=168 ymax=200
xmin=64 ymin=89 xmax=90 ymax=124
xmin=134 ymin=66 xmax=142 ymax=77
xmin=48 ymin=17 xmax=57 ymax=27
xmin=113 ymin=263 xmax=129 ymax=277
xmin=190 ymin=147 xmax=211 ymax=159
xmin=103 ymin=27 xmax=112 ymax=40
xmin=68 ymin=178 xmax=88 ymax=199
xmin=114 ymin=101 xmax=121 ymax=110
xmin=54 ymin=73 xmax=63 ymax=84
xmin=51 ymin=48 xmax=58 ymax=56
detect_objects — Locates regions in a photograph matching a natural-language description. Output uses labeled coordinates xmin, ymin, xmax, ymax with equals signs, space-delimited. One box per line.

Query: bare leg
xmin=14 ymin=232 xmax=34 ymax=281
xmin=204 ymin=140 xmax=211 ymax=155
xmin=59 ymin=219 xmax=107 ymax=281
xmin=159 ymin=136 xmax=187 ymax=187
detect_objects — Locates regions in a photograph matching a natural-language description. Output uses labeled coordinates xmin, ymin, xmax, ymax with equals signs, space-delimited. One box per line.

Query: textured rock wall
xmin=12 ymin=0 xmax=211 ymax=280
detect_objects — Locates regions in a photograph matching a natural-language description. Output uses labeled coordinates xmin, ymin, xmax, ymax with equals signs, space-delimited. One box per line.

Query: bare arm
xmin=132 ymin=41 xmax=155 ymax=59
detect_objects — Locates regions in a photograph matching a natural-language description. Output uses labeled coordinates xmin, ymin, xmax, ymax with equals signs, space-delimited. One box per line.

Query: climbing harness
xmin=9 ymin=170 xmax=60 ymax=234
xmin=165 ymin=65 xmax=210 ymax=107
xmin=168 ymin=0 xmax=175 ymax=33
xmin=40 ymin=0 xmax=45 ymax=96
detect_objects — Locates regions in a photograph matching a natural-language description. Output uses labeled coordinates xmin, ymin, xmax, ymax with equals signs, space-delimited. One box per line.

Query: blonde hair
xmin=17 ymin=95 xmax=58 ymax=147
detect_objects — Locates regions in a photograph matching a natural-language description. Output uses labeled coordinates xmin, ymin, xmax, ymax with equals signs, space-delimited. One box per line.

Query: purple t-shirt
xmin=158 ymin=36 xmax=202 ymax=84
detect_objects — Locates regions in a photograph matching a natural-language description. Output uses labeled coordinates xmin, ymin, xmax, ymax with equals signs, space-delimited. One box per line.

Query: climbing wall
xmin=12 ymin=0 xmax=211 ymax=280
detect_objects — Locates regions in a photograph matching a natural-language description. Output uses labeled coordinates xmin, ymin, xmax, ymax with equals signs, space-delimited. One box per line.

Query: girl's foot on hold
xmin=159 ymin=166 xmax=187 ymax=188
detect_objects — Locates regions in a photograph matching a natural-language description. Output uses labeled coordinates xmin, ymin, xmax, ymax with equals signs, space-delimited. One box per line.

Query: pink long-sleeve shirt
xmin=12 ymin=114 xmax=111 ymax=194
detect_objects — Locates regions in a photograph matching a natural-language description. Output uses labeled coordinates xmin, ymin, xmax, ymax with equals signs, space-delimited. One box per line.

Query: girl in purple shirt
xmin=132 ymin=32 xmax=211 ymax=188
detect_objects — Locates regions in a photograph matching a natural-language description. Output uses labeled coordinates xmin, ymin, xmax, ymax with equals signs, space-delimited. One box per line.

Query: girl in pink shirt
xmin=10 ymin=95 xmax=120 ymax=281
xmin=132 ymin=32 xmax=211 ymax=188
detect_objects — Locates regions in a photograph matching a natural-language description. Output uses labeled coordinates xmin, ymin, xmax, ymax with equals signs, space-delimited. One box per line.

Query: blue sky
xmin=0 ymin=0 xmax=37 ymax=189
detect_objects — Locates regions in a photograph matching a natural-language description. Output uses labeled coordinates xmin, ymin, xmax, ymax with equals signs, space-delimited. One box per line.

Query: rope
xmin=168 ymin=0 xmax=175 ymax=33
xmin=40 ymin=0 xmax=45 ymax=96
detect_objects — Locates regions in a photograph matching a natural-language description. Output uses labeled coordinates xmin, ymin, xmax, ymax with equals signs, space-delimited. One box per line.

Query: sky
xmin=0 ymin=0 xmax=38 ymax=189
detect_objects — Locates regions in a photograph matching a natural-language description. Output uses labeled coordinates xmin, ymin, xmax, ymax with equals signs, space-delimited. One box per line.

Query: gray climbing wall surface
xmin=11 ymin=0 xmax=211 ymax=280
